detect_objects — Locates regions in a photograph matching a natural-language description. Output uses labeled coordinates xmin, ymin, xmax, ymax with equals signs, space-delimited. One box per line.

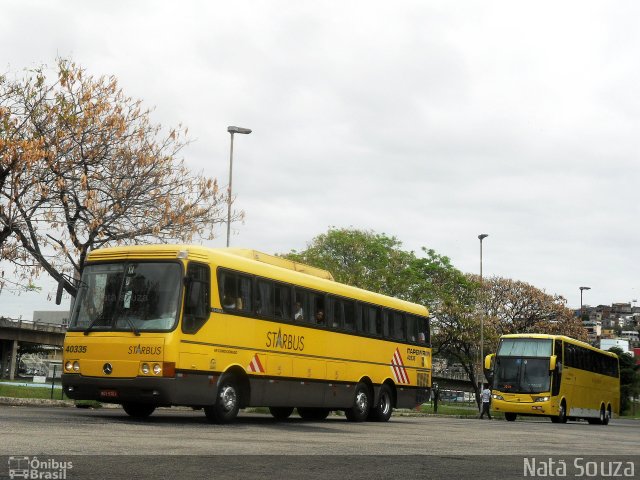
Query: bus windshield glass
xmin=69 ymin=262 xmax=182 ymax=332
xmin=494 ymin=339 xmax=553 ymax=393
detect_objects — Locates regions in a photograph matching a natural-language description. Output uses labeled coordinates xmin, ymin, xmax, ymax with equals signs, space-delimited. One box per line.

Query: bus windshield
xmin=69 ymin=262 xmax=182 ymax=332
xmin=494 ymin=339 xmax=553 ymax=393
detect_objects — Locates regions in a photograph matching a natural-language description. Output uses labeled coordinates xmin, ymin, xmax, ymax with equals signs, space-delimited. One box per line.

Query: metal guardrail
xmin=0 ymin=317 xmax=67 ymax=333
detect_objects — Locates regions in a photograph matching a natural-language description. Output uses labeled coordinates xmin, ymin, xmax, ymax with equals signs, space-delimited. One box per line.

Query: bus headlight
xmin=72 ymin=361 xmax=80 ymax=372
xmin=534 ymin=396 xmax=549 ymax=402
xmin=492 ymin=394 xmax=503 ymax=401
xmin=153 ymin=364 xmax=162 ymax=375
xmin=141 ymin=363 xmax=150 ymax=375
xmin=65 ymin=361 xmax=73 ymax=371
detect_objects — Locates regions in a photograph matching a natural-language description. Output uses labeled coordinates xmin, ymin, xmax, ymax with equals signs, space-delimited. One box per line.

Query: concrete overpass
xmin=0 ymin=317 xmax=66 ymax=380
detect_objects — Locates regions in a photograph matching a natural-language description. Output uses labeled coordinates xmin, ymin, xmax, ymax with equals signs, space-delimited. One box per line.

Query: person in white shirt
xmin=480 ymin=386 xmax=492 ymax=419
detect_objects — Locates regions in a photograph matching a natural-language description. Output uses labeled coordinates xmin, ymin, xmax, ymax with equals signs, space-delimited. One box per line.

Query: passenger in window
xmin=316 ymin=309 xmax=325 ymax=325
xmin=418 ymin=332 xmax=426 ymax=343
xmin=222 ymin=294 xmax=236 ymax=309
xmin=294 ymin=302 xmax=304 ymax=321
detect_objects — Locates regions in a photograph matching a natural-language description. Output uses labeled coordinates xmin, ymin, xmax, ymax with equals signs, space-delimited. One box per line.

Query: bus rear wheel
xmin=269 ymin=407 xmax=294 ymax=420
xmin=345 ymin=382 xmax=371 ymax=422
xmin=603 ymin=406 xmax=611 ymax=426
xmin=122 ymin=402 xmax=156 ymax=418
xmin=368 ymin=384 xmax=393 ymax=422
xmin=504 ymin=412 xmax=517 ymax=422
xmin=204 ymin=374 xmax=240 ymax=424
xmin=297 ymin=408 xmax=330 ymax=421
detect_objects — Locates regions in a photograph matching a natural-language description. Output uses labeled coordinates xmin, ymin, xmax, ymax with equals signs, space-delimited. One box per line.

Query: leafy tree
xmin=608 ymin=346 xmax=640 ymax=414
xmin=284 ymin=227 xmax=487 ymax=404
xmin=0 ymin=59 xmax=236 ymax=296
xmin=478 ymin=275 xmax=587 ymax=355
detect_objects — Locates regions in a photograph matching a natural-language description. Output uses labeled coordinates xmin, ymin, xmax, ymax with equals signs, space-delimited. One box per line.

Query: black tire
xmin=269 ymin=407 xmax=294 ymax=420
xmin=603 ymin=406 xmax=611 ymax=426
xmin=122 ymin=402 xmax=156 ymax=418
xmin=368 ymin=384 xmax=393 ymax=422
xmin=345 ymin=382 xmax=371 ymax=422
xmin=504 ymin=412 xmax=517 ymax=422
xmin=297 ymin=407 xmax=330 ymax=421
xmin=554 ymin=401 xmax=567 ymax=423
xmin=204 ymin=374 xmax=240 ymax=424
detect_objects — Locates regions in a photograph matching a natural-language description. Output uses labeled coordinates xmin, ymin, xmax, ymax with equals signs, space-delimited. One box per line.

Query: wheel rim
xmin=379 ymin=391 xmax=391 ymax=415
xmin=559 ymin=403 xmax=565 ymax=420
xmin=355 ymin=390 xmax=368 ymax=414
xmin=219 ymin=385 xmax=237 ymax=412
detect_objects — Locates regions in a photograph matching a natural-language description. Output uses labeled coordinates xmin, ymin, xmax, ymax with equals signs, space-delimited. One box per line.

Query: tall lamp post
xmin=478 ymin=234 xmax=488 ymax=392
xmin=226 ymin=126 xmax=252 ymax=247
xmin=579 ymin=286 xmax=591 ymax=320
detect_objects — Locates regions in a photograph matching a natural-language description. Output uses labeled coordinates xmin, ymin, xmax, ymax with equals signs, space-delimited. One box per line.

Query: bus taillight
xmin=162 ymin=362 xmax=176 ymax=378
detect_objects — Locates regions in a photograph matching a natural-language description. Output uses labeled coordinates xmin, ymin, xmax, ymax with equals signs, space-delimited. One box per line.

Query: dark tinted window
xmin=218 ymin=270 xmax=252 ymax=312
xmin=183 ymin=263 xmax=210 ymax=333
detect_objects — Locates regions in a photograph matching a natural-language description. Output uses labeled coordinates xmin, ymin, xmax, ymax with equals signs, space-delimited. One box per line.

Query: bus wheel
xmin=297 ymin=408 xmax=330 ymax=421
xmin=122 ymin=402 xmax=156 ymax=418
xmin=603 ymin=406 xmax=611 ymax=426
xmin=204 ymin=374 xmax=240 ymax=424
xmin=269 ymin=407 xmax=294 ymax=420
xmin=559 ymin=401 xmax=568 ymax=423
xmin=345 ymin=382 xmax=371 ymax=422
xmin=368 ymin=384 xmax=393 ymax=422
xmin=504 ymin=412 xmax=517 ymax=422
xmin=599 ymin=405 xmax=610 ymax=425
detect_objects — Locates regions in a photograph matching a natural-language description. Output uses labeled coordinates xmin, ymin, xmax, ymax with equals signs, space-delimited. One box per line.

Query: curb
xmin=0 ymin=396 xmax=75 ymax=407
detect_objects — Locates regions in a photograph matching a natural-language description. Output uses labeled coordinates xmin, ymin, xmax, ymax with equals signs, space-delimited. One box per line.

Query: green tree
xmin=284 ymin=227 xmax=487 ymax=404
xmin=608 ymin=346 xmax=640 ymax=414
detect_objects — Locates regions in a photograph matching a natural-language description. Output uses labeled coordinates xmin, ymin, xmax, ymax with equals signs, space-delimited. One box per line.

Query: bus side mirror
xmin=549 ymin=355 xmax=557 ymax=371
xmin=484 ymin=353 xmax=495 ymax=371
xmin=55 ymin=279 xmax=64 ymax=305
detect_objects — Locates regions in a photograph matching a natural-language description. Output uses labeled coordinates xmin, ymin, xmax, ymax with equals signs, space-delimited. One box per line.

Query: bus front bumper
xmin=491 ymin=397 xmax=556 ymax=417
xmin=62 ymin=373 xmax=219 ymax=406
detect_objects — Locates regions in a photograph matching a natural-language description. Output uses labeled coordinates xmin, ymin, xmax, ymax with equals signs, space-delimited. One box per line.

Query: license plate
xmin=99 ymin=389 xmax=119 ymax=398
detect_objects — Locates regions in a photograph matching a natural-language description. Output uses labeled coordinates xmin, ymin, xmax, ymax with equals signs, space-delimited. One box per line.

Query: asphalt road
xmin=1 ymin=406 xmax=638 ymax=480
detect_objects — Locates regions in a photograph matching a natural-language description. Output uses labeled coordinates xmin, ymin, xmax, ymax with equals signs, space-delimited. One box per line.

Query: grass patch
xmin=419 ymin=402 xmax=482 ymax=416
xmin=0 ymin=382 xmax=70 ymax=401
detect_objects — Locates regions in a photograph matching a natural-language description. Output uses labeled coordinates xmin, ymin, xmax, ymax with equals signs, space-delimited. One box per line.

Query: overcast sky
xmin=1 ymin=0 xmax=639 ymax=319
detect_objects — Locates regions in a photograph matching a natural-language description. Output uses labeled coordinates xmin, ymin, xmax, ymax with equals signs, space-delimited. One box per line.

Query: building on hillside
xmin=583 ymin=320 xmax=601 ymax=345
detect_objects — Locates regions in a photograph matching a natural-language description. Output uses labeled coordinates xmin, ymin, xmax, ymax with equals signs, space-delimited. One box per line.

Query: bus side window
xmin=406 ymin=315 xmax=417 ymax=342
xmin=183 ymin=263 xmax=210 ymax=334
xmin=218 ymin=269 xmax=252 ymax=312
xmin=343 ymin=300 xmax=355 ymax=331
xmin=256 ymin=279 xmax=274 ymax=316
xmin=354 ymin=303 xmax=364 ymax=332
xmin=313 ymin=294 xmax=326 ymax=325
xmin=274 ymin=282 xmax=291 ymax=320
xmin=366 ymin=306 xmax=382 ymax=336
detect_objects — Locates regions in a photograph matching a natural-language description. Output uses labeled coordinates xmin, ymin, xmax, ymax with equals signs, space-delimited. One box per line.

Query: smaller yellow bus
xmin=485 ymin=334 xmax=619 ymax=424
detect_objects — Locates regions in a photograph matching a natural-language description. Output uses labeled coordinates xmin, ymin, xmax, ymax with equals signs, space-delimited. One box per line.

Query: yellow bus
xmin=61 ymin=245 xmax=431 ymax=423
xmin=485 ymin=334 xmax=620 ymax=424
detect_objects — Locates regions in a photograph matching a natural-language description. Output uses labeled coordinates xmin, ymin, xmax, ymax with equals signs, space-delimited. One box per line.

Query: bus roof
xmin=500 ymin=333 xmax=618 ymax=358
xmin=86 ymin=244 xmax=428 ymax=317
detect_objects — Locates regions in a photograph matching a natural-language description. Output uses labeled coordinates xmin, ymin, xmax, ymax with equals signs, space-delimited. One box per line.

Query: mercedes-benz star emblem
xmin=103 ymin=363 xmax=113 ymax=375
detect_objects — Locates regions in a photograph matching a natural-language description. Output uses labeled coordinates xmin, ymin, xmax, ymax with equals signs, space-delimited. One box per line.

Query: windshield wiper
xmin=83 ymin=314 xmax=105 ymax=336
xmin=121 ymin=316 xmax=141 ymax=336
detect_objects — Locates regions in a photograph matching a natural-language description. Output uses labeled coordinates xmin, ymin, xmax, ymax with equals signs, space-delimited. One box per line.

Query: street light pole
xmin=478 ymin=234 xmax=488 ymax=393
xmin=579 ymin=286 xmax=591 ymax=320
xmin=226 ymin=126 xmax=252 ymax=247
